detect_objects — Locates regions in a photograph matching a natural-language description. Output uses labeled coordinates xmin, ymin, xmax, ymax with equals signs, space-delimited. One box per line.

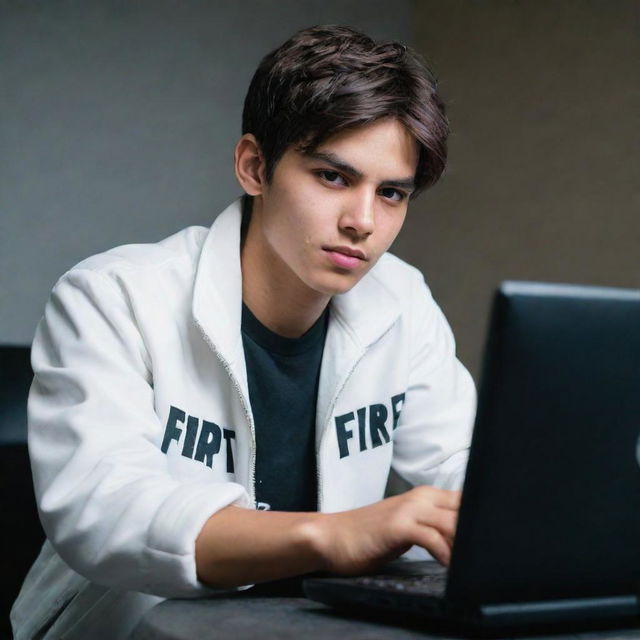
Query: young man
xmin=12 ymin=25 xmax=475 ymax=640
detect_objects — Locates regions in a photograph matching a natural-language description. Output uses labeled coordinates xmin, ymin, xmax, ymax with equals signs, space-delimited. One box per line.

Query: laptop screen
xmin=447 ymin=281 xmax=640 ymax=604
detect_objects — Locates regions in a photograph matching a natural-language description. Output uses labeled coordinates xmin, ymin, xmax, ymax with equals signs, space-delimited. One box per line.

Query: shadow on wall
xmin=396 ymin=0 xmax=640 ymax=380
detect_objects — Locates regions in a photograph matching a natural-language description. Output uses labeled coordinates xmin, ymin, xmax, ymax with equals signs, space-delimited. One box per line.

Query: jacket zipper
xmin=195 ymin=320 xmax=257 ymax=506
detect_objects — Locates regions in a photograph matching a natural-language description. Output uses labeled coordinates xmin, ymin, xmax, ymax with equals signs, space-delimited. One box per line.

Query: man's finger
xmin=417 ymin=507 xmax=457 ymax=541
xmin=434 ymin=489 xmax=462 ymax=511
xmin=411 ymin=525 xmax=452 ymax=567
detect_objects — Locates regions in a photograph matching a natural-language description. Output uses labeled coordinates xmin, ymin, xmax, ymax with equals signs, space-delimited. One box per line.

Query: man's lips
xmin=323 ymin=246 xmax=368 ymax=270
xmin=323 ymin=246 xmax=368 ymax=261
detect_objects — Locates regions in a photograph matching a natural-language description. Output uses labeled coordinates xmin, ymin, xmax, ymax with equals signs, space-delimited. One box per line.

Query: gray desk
xmin=130 ymin=596 xmax=640 ymax=640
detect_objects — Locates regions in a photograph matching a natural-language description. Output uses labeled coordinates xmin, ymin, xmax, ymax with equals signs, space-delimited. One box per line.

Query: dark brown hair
xmin=242 ymin=24 xmax=449 ymax=198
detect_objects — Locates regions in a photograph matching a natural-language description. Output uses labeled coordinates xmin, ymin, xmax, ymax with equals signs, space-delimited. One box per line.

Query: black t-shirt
xmin=241 ymin=303 xmax=329 ymax=513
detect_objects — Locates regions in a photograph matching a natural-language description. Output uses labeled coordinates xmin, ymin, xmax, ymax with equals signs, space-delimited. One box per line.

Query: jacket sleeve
xmin=28 ymin=268 xmax=251 ymax=598
xmin=391 ymin=272 xmax=476 ymax=491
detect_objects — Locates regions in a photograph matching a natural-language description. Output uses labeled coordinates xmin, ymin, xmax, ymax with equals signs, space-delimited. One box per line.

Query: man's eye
xmin=319 ymin=170 xmax=346 ymax=185
xmin=380 ymin=187 xmax=406 ymax=202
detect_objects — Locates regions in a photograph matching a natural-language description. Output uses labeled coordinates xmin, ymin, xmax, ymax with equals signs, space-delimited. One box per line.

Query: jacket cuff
xmin=143 ymin=481 xmax=251 ymax=597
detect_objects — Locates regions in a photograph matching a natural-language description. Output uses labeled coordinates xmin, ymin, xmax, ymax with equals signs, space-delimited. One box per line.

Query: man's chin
xmin=311 ymin=274 xmax=364 ymax=297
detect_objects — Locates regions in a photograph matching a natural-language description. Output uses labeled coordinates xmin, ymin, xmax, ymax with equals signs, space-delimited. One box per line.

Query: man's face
xmin=250 ymin=118 xmax=419 ymax=298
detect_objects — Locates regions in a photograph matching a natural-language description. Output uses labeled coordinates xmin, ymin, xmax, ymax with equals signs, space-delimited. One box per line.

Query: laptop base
xmin=304 ymin=571 xmax=639 ymax=636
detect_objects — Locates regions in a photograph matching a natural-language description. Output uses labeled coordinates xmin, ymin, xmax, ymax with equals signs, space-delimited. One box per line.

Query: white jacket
xmin=12 ymin=200 xmax=476 ymax=639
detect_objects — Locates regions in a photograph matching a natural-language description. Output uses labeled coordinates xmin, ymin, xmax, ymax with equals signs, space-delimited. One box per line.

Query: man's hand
xmin=195 ymin=486 xmax=460 ymax=588
xmin=312 ymin=485 xmax=460 ymax=574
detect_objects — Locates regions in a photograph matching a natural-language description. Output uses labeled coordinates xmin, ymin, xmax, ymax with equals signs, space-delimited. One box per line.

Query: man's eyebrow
xmin=306 ymin=151 xmax=363 ymax=179
xmin=306 ymin=151 xmax=415 ymax=192
xmin=382 ymin=178 xmax=416 ymax=192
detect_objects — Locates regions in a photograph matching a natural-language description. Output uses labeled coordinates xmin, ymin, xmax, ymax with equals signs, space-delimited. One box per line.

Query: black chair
xmin=0 ymin=346 xmax=45 ymax=639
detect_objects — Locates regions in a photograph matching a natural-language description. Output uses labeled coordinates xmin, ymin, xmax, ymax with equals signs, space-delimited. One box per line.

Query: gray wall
xmin=1 ymin=0 xmax=413 ymax=344
xmin=398 ymin=0 xmax=639 ymax=379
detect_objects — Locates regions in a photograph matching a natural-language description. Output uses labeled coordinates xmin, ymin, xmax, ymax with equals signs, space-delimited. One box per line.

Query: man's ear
xmin=234 ymin=134 xmax=266 ymax=196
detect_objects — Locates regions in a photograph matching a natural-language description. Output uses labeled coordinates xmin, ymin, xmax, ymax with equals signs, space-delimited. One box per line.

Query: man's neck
xmin=242 ymin=293 xmax=329 ymax=339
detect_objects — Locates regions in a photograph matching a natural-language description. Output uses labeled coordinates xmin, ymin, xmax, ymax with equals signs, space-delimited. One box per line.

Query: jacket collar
xmin=192 ymin=199 xmax=401 ymax=369
xmin=192 ymin=200 xmax=245 ymax=369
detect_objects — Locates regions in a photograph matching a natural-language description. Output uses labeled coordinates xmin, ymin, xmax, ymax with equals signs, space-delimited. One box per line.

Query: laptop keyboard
xmin=351 ymin=570 xmax=447 ymax=598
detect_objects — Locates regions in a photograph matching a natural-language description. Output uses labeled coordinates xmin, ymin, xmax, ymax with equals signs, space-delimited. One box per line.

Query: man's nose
xmin=339 ymin=189 xmax=375 ymax=238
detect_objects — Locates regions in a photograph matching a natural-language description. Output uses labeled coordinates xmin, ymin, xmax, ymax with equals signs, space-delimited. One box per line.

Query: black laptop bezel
xmin=446 ymin=281 xmax=640 ymax=606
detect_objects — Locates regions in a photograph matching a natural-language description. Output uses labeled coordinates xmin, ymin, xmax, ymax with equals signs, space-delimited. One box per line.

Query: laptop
xmin=304 ymin=281 xmax=640 ymax=633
